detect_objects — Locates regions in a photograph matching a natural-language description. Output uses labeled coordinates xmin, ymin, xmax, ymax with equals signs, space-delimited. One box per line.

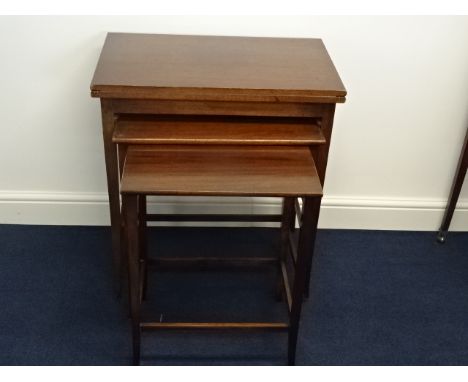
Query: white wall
xmin=1 ymin=16 xmax=468 ymax=230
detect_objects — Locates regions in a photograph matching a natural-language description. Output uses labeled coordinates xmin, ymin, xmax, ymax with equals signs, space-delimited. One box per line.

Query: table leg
xmin=277 ymin=197 xmax=295 ymax=300
xmin=437 ymin=127 xmax=468 ymax=243
xmin=100 ymin=99 xmax=122 ymax=296
xmin=123 ymin=194 xmax=141 ymax=366
xmin=304 ymin=105 xmax=334 ymax=298
xmin=288 ymin=196 xmax=321 ymax=365
xmin=139 ymin=195 xmax=148 ymax=300
xmin=313 ymin=104 xmax=336 ymax=184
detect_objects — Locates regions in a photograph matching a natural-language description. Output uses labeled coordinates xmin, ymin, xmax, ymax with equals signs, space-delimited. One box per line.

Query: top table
xmin=91 ymin=33 xmax=346 ymax=103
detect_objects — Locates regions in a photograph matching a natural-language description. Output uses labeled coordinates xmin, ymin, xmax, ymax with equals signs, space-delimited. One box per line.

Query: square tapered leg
xmin=288 ymin=197 xmax=321 ymax=365
xmin=123 ymin=194 xmax=141 ymax=365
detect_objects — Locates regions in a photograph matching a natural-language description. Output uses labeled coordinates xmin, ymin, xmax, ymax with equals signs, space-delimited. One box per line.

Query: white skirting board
xmin=0 ymin=191 xmax=467 ymax=231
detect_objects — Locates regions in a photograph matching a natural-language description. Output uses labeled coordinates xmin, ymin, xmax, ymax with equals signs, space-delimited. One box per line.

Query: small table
xmin=120 ymin=144 xmax=324 ymax=365
xmin=90 ymin=32 xmax=346 ymax=292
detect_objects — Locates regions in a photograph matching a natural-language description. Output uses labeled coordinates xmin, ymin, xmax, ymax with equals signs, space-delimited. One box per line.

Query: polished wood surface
xmin=111 ymin=99 xmax=326 ymax=117
xmin=91 ymin=33 xmax=346 ymax=103
xmin=93 ymin=32 xmax=345 ymax=365
xmin=120 ymin=145 xmax=323 ymax=197
xmin=113 ymin=115 xmax=325 ymax=146
xmin=92 ymin=33 xmax=345 ymax=292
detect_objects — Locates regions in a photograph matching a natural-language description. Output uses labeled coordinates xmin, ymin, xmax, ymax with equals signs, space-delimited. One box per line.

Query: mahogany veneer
xmin=120 ymin=145 xmax=322 ymax=197
xmin=113 ymin=115 xmax=325 ymax=146
xmin=91 ymin=32 xmax=346 ymax=366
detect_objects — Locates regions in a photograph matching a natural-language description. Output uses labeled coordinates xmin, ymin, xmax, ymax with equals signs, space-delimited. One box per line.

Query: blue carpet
xmin=1 ymin=225 xmax=468 ymax=365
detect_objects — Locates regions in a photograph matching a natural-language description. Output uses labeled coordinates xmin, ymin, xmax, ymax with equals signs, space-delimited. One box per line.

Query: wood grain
xmin=110 ymin=99 xmax=327 ymax=117
xmin=113 ymin=115 xmax=325 ymax=146
xmin=91 ymin=33 xmax=346 ymax=103
xmin=120 ymin=145 xmax=323 ymax=197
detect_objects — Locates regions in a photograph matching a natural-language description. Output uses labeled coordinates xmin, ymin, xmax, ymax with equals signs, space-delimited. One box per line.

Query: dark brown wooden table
xmin=120 ymin=144 xmax=324 ymax=365
xmin=90 ymin=32 xmax=346 ymax=294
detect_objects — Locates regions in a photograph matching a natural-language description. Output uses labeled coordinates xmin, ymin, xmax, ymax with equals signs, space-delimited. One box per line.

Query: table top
xmin=91 ymin=33 xmax=346 ymax=103
xmin=120 ymin=145 xmax=323 ymax=197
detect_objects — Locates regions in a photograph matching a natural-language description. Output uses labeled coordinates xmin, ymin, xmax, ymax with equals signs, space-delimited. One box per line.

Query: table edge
xmin=90 ymin=85 xmax=346 ymax=103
